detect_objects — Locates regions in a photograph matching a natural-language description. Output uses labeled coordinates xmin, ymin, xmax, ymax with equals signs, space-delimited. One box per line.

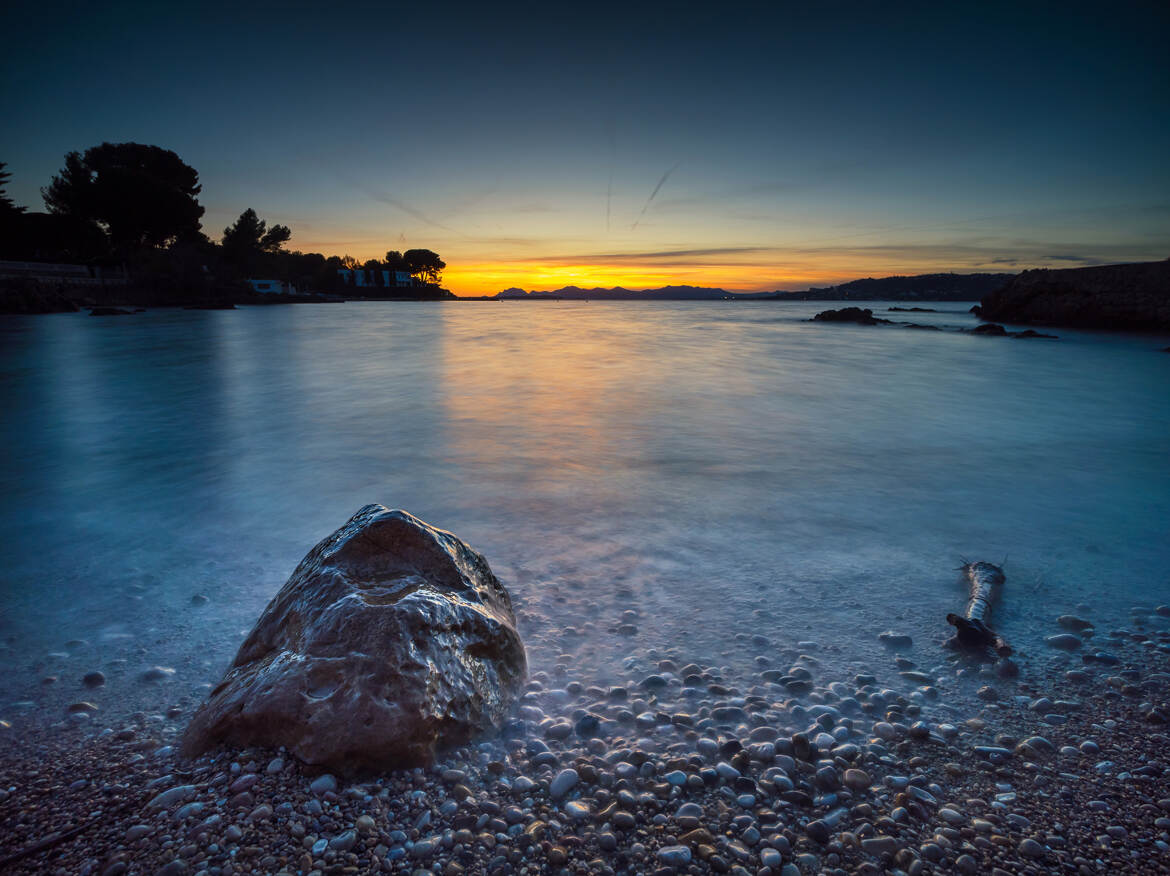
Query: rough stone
xmin=181 ymin=506 xmax=526 ymax=769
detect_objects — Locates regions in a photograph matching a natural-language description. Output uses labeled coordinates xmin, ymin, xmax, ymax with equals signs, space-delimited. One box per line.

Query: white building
xmin=248 ymin=279 xmax=297 ymax=295
xmin=337 ymin=269 xmax=415 ymax=288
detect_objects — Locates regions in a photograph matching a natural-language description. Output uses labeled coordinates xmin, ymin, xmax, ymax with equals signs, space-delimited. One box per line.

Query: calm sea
xmin=1 ymin=301 xmax=1168 ymax=713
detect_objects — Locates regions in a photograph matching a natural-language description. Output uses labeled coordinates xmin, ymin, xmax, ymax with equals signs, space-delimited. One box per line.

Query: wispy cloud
xmin=525 ymin=246 xmax=774 ymax=265
xmin=1042 ymin=254 xmax=1101 ymax=263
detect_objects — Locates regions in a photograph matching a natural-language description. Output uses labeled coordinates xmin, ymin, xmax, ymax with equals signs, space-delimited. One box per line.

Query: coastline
xmin=2 ymin=608 xmax=1167 ymax=875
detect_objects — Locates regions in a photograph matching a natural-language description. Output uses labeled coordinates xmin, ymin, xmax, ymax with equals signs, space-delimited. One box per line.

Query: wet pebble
xmin=1019 ymin=837 xmax=1046 ymax=858
xmin=657 ymin=845 xmax=692 ymax=866
xmin=309 ymin=774 xmax=337 ymax=795
xmin=549 ymin=767 xmax=578 ymax=799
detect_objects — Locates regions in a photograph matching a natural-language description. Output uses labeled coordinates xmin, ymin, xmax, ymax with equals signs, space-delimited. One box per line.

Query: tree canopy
xmin=42 ymin=142 xmax=204 ymax=252
xmin=5 ymin=143 xmax=452 ymax=303
xmin=222 ymin=208 xmax=291 ymax=266
xmin=0 ymin=162 xmax=24 ymax=215
xmin=403 ymin=248 xmax=446 ymax=284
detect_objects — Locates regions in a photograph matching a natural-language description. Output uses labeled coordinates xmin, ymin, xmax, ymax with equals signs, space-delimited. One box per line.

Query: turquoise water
xmin=1 ymin=301 xmax=1168 ymax=712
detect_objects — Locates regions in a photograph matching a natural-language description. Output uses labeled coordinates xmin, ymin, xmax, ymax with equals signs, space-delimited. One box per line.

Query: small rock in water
xmin=861 ymin=835 xmax=898 ymax=857
xmin=1045 ymin=634 xmax=1081 ymax=651
xmin=1058 ymin=615 xmax=1092 ymax=631
xmin=309 ymin=774 xmax=337 ymax=795
xmin=190 ymin=594 xmax=209 ymax=606
xmin=141 ymin=666 xmax=176 ymax=682
xmin=146 ymin=784 xmax=196 ymax=811
xmin=1019 ymin=837 xmax=1046 ymax=858
xmin=657 ymin=845 xmax=692 ymax=866
xmin=1016 ymin=735 xmax=1055 ymax=758
xmin=564 ymin=800 xmax=591 ymax=820
xmin=843 ymin=768 xmax=871 ymax=790
xmin=879 ymin=631 xmax=913 ymax=649
xmin=125 ymin=824 xmax=152 ymax=841
xmin=549 ymin=768 xmax=579 ymax=799
xmin=805 ymin=819 xmax=830 ymax=844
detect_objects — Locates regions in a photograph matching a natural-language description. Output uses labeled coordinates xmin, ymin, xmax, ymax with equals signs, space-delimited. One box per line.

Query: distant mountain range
xmin=494 ymin=284 xmax=735 ymax=300
xmin=484 ymin=272 xmax=1016 ymax=302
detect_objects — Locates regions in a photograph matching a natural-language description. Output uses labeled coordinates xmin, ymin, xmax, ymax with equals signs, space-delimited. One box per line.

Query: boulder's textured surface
xmin=978 ymin=259 xmax=1170 ymax=330
xmin=182 ymin=505 xmax=526 ymax=770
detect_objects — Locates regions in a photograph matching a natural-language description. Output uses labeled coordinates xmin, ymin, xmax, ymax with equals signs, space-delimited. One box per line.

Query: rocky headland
xmin=977 ymin=259 xmax=1170 ymax=331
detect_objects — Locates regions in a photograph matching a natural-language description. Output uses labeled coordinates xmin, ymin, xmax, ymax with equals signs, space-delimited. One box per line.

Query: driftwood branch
xmin=946 ymin=561 xmax=1011 ymax=656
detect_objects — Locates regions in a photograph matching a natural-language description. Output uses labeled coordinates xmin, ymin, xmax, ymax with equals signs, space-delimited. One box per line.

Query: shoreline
xmin=2 ymin=610 xmax=1167 ymax=875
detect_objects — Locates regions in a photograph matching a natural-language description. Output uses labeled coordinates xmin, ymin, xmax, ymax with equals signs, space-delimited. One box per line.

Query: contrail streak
xmin=367 ymin=190 xmax=463 ymax=236
xmin=605 ymin=120 xmax=615 ymax=234
xmin=606 ymin=166 xmax=613 ymax=234
xmin=632 ymin=164 xmax=677 ymax=230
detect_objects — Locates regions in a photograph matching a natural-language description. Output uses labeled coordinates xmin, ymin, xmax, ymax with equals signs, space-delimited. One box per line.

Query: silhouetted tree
xmin=0 ymin=212 xmax=109 ymax=262
xmin=383 ymin=250 xmax=409 ymax=272
xmin=221 ymin=208 xmax=291 ymax=271
xmin=0 ymin=162 xmax=25 ymax=215
xmin=402 ymin=248 xmax=446 ymax=285
xmin=42 ymin=143 xmax=204 ymax=253
xmin=362 ymin=258 xmax=384 ymax=287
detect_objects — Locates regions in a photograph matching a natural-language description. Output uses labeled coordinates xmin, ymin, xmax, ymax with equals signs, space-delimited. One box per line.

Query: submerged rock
xmin=181 ymin=505 xmax=526 ymax=770
xmin=812 ymin=307 xmax=891 ymax=325
xmin=971 ymin=323 xmax=1008 ymax=336
xmin=878 ymin=631 xmax=913 ymax=649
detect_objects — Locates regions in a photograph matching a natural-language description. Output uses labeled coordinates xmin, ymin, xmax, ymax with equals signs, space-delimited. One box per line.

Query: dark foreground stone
xmin=181 ymin=505 xmax=526 ymax=770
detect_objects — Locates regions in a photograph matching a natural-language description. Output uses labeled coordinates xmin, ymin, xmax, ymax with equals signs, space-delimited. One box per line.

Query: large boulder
xmin=181 ymin=505 xmax=526 ymax=770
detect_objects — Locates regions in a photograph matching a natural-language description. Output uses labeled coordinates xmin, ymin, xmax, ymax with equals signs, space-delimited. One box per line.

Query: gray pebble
xmin=549 ymin=768 xmax=578 ymax=799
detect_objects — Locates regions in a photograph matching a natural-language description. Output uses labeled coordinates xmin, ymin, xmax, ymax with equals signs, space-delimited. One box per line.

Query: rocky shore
xmin=977 ymin=259 xmax=1170 ymax=331
xmin=2 ymin=606 xmax=1168 ymax=876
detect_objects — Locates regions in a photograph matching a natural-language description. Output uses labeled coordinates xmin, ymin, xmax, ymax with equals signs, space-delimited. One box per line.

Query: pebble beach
xmin=3 ymin=604 xmax=1168 ymax=876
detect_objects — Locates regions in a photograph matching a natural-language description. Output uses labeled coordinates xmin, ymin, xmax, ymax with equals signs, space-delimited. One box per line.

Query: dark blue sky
xmin=3 ymin=1 xmax=1167 ymax=293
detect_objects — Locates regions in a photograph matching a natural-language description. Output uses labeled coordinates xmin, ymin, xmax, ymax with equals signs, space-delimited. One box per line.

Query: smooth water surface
xmin=2 ymin=302 xmax=1168 ymax=715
